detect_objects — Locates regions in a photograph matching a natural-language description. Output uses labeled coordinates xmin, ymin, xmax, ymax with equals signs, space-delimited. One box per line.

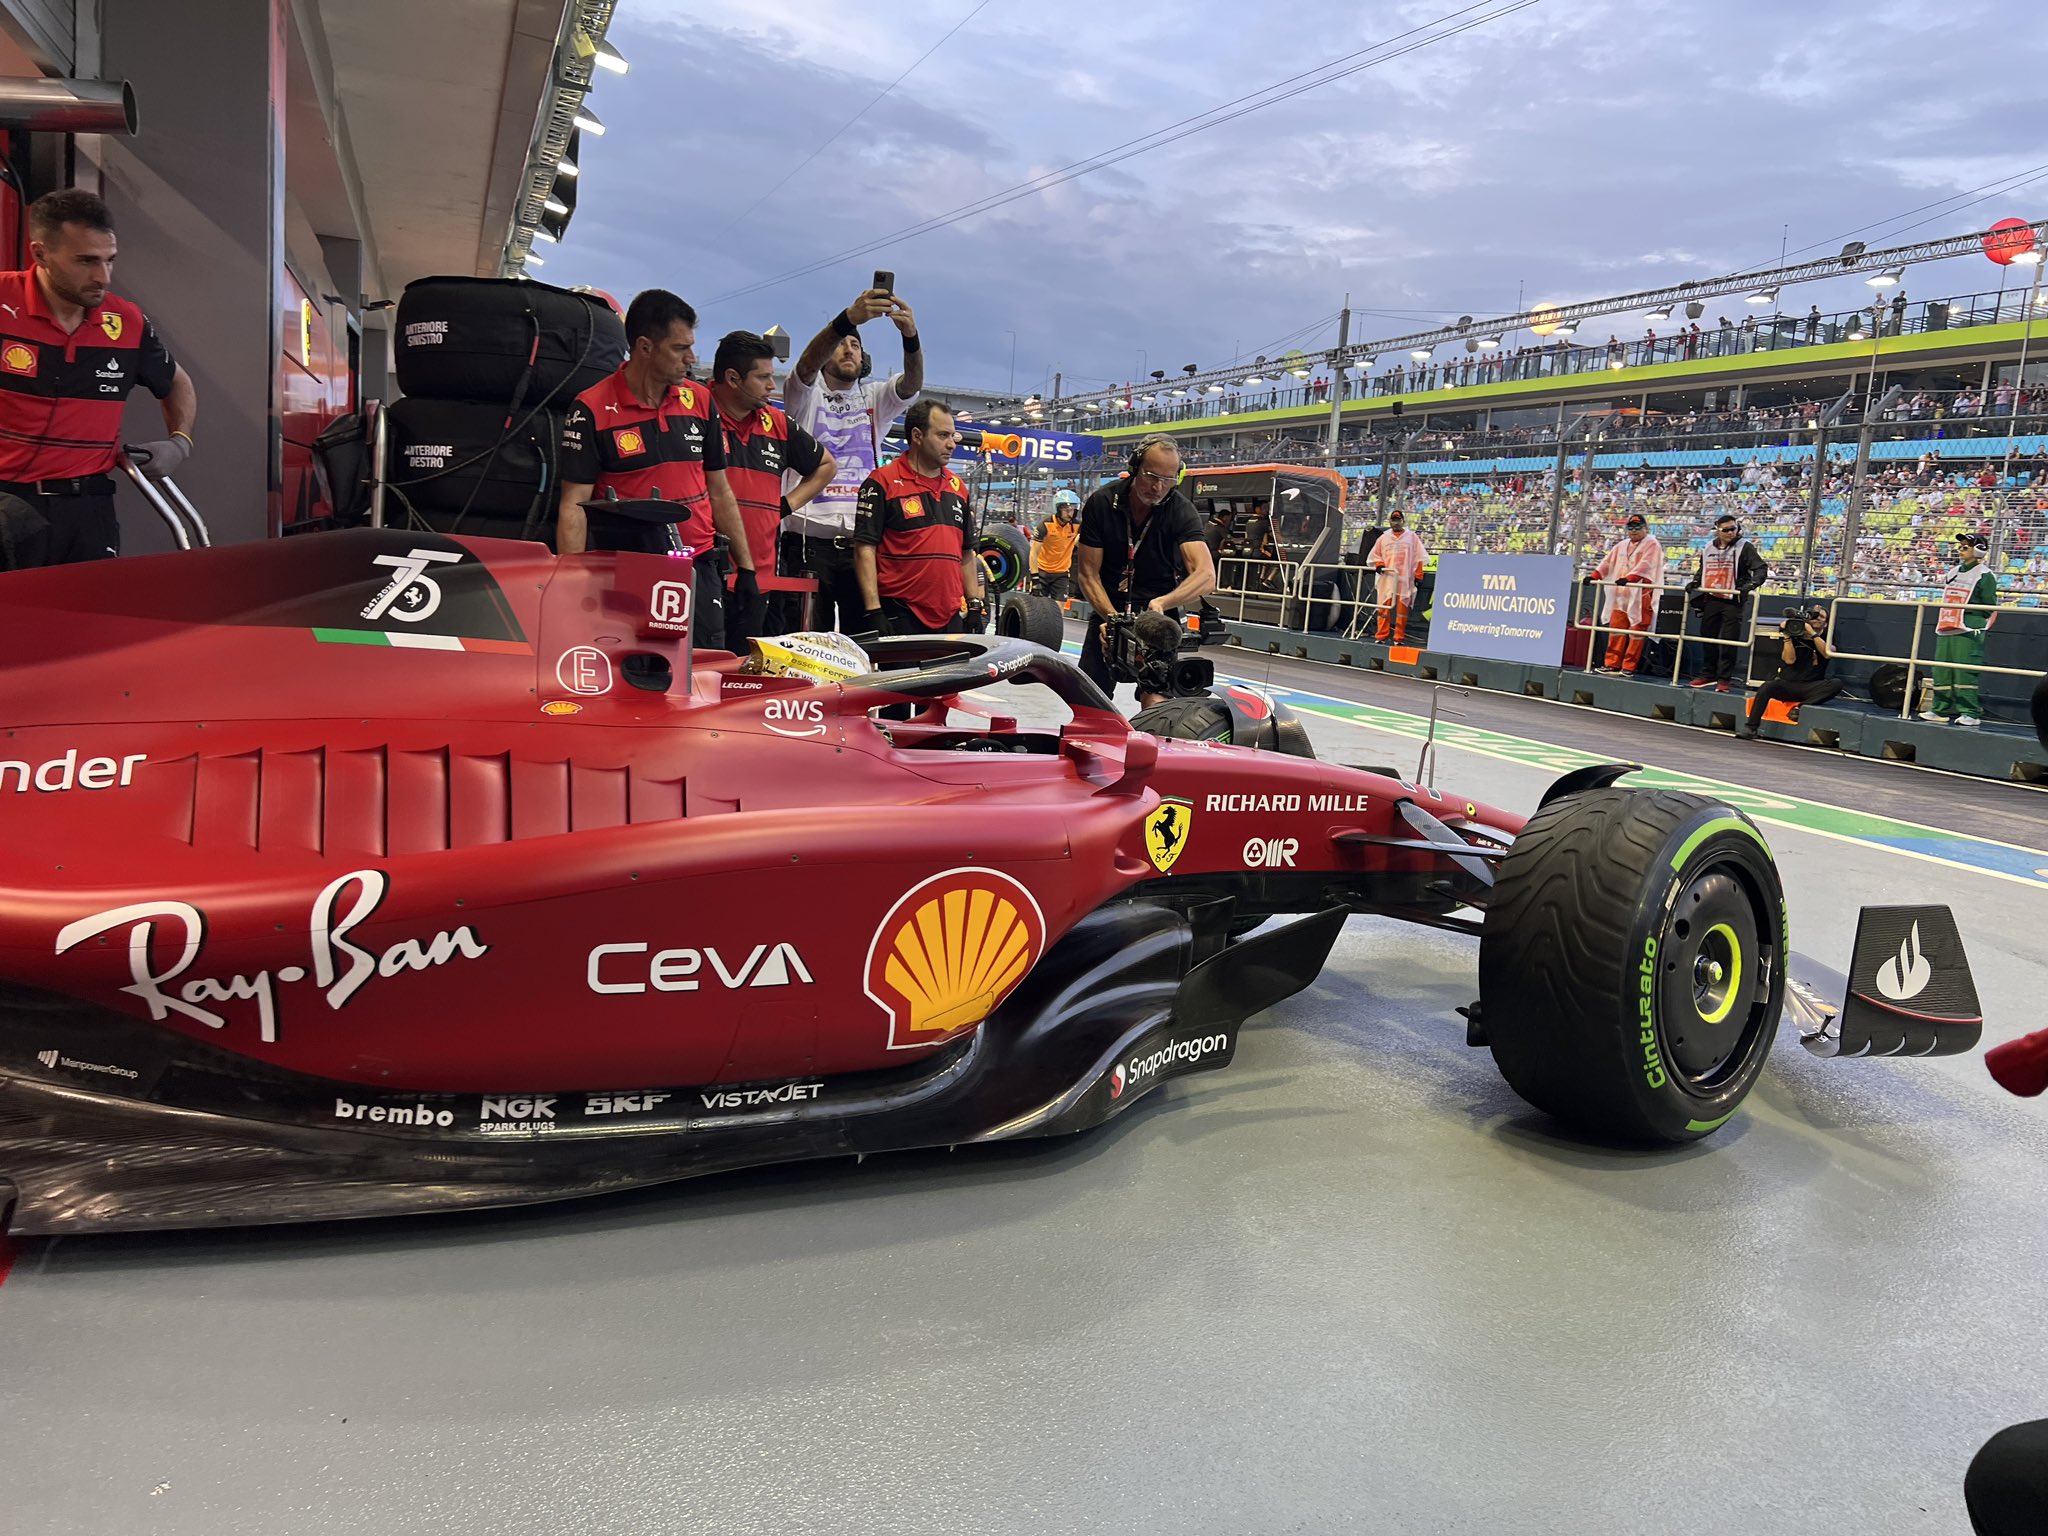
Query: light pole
xmin=1004 ymin=330 xmax=1017 ymax=397
xmin=2001 ymin=253 xmax=2044 ymax=480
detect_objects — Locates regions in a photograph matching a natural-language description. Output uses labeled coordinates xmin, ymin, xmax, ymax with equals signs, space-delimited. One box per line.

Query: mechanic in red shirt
xmin=709 ymin=329 xmax=837 ymax=640
xmin=556 ymin=288 xmax=756 ymax=649
xmin=852 ymin=399 xmax=985 ymax=636
xmin=0 ymin=189 xmax=198 ymax=567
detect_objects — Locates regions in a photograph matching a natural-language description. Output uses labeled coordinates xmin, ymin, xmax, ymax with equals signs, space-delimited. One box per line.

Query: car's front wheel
xmin=1477 ymin=787 xmax=1786 ymax=1143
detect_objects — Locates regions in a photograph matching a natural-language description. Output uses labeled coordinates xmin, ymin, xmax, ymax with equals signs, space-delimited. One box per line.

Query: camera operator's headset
xmin=1120 ymin=435 xmax=1182 ymax=593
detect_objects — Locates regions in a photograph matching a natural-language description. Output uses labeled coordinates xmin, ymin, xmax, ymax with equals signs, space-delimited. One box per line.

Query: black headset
xmin=1128 ymin=433 xmax=1176 ymax=478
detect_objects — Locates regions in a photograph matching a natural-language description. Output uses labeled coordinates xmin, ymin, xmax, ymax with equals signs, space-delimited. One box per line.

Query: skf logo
xmin=867 ymin=867 xmax=1046 ymax=1050
xmin=1143 ymin=797 xmax=1193 ymax=873
xmin=615 ymin=427 xmax=646 ymax=456
xmin=901 ymin=495 xmax=925 ymax=519
xmin=98 ymin=311 xmax=122 ymax=342
xmin=0 ymin=341 xmax=36 ymax=376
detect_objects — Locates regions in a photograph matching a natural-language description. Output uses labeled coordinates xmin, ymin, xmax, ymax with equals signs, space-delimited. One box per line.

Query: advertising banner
xmin=1424 ymin=553 xmax=1573 ymax=666
xmin=956 ymin=426 xmax=1103 ymax=466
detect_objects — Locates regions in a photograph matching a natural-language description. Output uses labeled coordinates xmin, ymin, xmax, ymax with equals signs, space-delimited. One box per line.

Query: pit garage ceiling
xmin=312 ymin=0 xmax=567 ymax=292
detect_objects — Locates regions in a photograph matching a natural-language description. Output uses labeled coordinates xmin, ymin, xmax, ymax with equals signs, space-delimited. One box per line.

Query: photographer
xmin=1074 ymin=434 xmax=1216 ymax=705
xmin=1735 ymin=604 xmax=1841 ymax=740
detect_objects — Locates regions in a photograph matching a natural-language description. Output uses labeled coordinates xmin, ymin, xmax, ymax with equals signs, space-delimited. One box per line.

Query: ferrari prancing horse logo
xmin=98 ymin=311 xmax=122 ymax=342
xmin=1144 ymin=797 xmax=1194 ymax=873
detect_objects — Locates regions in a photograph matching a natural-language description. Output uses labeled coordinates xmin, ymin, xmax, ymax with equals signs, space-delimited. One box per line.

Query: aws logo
xmin=866 ymin=868 xmax=1046 ymax=1050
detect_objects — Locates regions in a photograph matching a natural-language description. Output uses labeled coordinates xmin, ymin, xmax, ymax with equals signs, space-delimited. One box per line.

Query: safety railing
xmin=1823 ymin=597 xmax=2040 ymax=721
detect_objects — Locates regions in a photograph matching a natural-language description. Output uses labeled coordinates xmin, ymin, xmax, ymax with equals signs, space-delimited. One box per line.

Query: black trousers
xmin=1036 ymin=571 xmax=1075 ymax=602
xmin=1968 ymin=1420 xmax=2048 ymax=1536
xmin=879 ymin=597 xmax=958 ymax=637
xmin=802 ymin=535 xmax=866 ymax=634
xmin=1694 ymin=594 xmax=1744 ymax=681
xmin=0 ymin=482 xmax=119 ymax=567
xmin=1744 ymin=674 xmax=1842 ymax=727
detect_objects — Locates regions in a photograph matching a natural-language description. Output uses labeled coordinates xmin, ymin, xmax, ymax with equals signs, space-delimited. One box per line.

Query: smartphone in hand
xmin=872 ymin=270 xmax=895 ymax=296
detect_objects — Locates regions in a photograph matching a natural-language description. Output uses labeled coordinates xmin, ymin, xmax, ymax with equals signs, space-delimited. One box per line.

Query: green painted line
xmin=1206 ymin=665 xmax=2048 ymax=890
xmin=1685 ymin=1111 xmax=1737 ymax=1134
xmin=310 ymin=627 xmax=391 ymax=646
xmin=1670 ymin=817 xmax=1771 ymax=872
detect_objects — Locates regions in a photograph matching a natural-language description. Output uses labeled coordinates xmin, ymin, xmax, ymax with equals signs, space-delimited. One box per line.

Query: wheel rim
xmin=1657 ymin=868 xmax=1765 ymax=1087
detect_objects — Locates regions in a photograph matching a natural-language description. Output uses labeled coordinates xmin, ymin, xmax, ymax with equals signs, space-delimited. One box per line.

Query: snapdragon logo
xmin=1114 ymin=1032 xmax=1232 ymax=1097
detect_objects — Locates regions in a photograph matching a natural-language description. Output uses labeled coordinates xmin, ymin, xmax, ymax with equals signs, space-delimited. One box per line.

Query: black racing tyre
xmin=1478 ymin=788 xmax=1786 ymax=1144
xmin=2031 ymin=673 xmax=2048 ymax=751
xmin=395 ymin=277 xmax=625 ymax=404
xmin=999 ymin=590 xmax=1066 ymax=650
xmin=385 ymin=397 xmax=559 ymax=532
xmin=1130 ymin=695 xmax=1233 ymax=742
xmin=976 ymin=524 xmax=1032 ymax=594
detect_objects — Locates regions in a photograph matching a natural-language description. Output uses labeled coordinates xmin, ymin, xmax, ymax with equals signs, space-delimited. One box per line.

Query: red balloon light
xmin=1983 ymin=217 xmax=2037 ymax=266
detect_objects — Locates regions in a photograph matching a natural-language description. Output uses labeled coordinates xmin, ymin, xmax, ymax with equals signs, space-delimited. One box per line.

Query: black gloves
xmin=964 ymin=598 xmax=989 ymax=633
xmin=851 ymin=608 xmax=888 ymax=644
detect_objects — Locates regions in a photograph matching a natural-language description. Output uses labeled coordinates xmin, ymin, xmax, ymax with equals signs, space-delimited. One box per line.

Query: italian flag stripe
xmin=310 ymin=627 xmax=531 ymax=654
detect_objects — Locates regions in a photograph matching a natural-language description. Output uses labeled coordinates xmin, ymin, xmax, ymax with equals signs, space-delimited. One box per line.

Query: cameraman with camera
xmin=1074 ymin=434 xmax=1216 ymax=706
xmin=1735 ymin=603 xmax=1841 ymax=739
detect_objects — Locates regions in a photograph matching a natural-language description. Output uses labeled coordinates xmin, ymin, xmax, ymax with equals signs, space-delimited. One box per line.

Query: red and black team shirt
xmin=853 ymin=455 xmax=975 ymax=630
xmin=560 ymin=366 xmax=725 ymax=550
xmin=716 ymin=400 xmax=824 ymax=571
xmin=0 ymin=269 xmax=177 ymax=481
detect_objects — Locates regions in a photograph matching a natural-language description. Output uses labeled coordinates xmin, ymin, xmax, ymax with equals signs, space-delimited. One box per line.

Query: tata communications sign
xmin=957 ymin=426 xmax=1102 ymax=465
xmin=1424 ymin=553 xmax=1573 ymax=666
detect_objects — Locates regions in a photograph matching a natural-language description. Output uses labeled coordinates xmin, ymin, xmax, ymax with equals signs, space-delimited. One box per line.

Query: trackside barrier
xmin=1204 ymin=612 xmax=2047 ymax=785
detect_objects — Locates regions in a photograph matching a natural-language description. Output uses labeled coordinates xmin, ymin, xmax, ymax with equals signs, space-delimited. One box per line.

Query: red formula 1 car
xmin=0 ymin=530 xmax=1988 ymax=1234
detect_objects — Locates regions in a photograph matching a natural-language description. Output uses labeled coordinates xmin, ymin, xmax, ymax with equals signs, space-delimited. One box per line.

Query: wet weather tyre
xmin=1131 ymin=695 xmax=1234 ymax=743
xmin=976 ymin=524 xmax=1032 ymax=594
xmin=999 ymin=590 xmax=1066 ymax=650
xmin=1477 ymin=788 xmax=1786 ymax=1144
xmin=394 ymin=277 xmax=625 ymax=404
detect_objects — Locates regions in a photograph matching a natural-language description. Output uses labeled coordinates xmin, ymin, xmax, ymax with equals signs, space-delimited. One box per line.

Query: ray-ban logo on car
xmin=1876 ymin=921 xmax=1932 ymax=1003
xmin=649 ymin=579 xmax=692 ymax=632
xmin=362 ymin=547 xmax=463 ymax=623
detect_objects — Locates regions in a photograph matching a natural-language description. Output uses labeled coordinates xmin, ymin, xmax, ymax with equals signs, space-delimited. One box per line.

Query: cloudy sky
xmin=543 ymin=0 xmax=2048 ymax=400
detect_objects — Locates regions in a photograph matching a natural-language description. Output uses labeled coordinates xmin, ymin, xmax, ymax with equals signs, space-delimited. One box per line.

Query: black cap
xmin=1955 ymin=531 xmax=1988 ymax=549
xmin=1625 ymin=513 xmax=1646 ymax=527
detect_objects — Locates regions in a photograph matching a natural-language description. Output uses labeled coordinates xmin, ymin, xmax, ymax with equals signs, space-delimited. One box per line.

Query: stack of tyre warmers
xmin=384 ymin=277 xmax=624 ymax=543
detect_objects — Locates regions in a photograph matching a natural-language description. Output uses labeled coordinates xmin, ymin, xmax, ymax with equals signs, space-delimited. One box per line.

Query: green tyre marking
xmin=1669 ymin=815 xmax=1770 ymax=873
xmin=1696 ymin=922 xmax=1743 ymax=1026
xmin=1684 ymin=1111 xmax=1738 ymax=1134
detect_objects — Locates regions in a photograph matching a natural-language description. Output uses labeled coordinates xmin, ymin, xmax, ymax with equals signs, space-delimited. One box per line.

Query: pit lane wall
xmin=1213 ymin=614 xmax=2048 ymax=786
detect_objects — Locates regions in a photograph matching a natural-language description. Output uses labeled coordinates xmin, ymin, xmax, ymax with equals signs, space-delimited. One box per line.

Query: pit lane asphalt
xmin=2 ymin=661 xmax=2046 ymax=1536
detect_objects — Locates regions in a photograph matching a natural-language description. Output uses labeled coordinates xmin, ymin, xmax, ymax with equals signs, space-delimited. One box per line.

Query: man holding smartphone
xmin=783 ymin=276 xmax=924 ymax=631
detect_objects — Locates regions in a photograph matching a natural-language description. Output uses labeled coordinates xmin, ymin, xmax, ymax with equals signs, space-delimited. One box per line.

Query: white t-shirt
xmin=781 ymin=370 xmax=919 ymax=534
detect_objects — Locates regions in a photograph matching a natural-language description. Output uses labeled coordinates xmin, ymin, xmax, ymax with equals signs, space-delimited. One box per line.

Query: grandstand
xmin=974 ymin=273 xmax=2048 ymax=605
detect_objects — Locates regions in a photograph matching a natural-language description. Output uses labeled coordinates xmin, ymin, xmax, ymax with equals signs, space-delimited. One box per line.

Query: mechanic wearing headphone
xmin=1685 ymin=513 xmax=1767 ymax=691
xmin=784 ymin=286 xmax=923 ymax=632
xmin=1923 ymin=530 xmax=1998 ymax=728
xmin=1073 ymin=434 xmax=1216 ymax=700
xmin=1031 ymin=489 xmax=1082 ymax=601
